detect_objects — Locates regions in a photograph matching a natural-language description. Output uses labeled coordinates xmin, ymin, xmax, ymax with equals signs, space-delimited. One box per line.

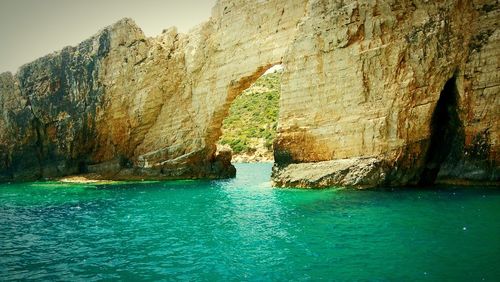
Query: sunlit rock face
xmin=0 ymin=0 xmax=498 ymax=187
xmin=273 ymin=0 xmax=499 ymax=187
xmin=0 ymin=1 xmax=304 ymax=181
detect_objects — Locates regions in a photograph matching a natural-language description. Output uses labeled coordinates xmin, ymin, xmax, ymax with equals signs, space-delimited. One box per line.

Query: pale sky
xmin=0 ymin=0 xmax=218 ymax=73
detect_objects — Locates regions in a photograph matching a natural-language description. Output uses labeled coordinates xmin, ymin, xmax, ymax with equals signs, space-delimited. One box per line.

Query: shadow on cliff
xmin=418 ymin=75 xmax=464 ymax=186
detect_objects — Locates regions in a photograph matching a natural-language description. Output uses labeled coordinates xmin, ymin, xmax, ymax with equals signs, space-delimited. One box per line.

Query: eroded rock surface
xmin=274 ymin=0 xmax=499 ymax=187
xmin=0 ymin=0 xmax=498 ymax=187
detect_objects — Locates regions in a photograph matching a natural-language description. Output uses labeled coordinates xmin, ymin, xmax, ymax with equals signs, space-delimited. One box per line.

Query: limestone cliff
xmin=0 ymin=0 xmax=498 ymax=188
xmin=0 ymin=19 xmax=235 ymax=181
xmin=273 ymin=0 xmax=499 ymax=187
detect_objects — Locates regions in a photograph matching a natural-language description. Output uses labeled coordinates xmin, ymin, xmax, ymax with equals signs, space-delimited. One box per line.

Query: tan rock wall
xmin=0 ymin=0 xmax=498 ymax=187
xmin=274 ymin=0 xmax=499 ymax=186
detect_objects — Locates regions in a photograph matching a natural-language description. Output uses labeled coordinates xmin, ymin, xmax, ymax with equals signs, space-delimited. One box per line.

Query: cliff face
xmin=0 ymin=0 xmax=498 ymax=187
xmin=0 ymin=27 xmax=112 ymax=181
xmin=273 ymin=0 xmax=499 ymax=187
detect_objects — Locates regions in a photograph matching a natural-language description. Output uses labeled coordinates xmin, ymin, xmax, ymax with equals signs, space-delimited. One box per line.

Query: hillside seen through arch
xmin=218 ymin=65 xmax=283 ymax=163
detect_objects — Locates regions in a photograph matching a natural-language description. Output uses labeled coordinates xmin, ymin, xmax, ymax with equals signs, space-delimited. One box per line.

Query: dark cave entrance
xmin=77 ymin=161 xmax=88 ymax=174
xmin=418 ymin=76 xmax=463 ymax=186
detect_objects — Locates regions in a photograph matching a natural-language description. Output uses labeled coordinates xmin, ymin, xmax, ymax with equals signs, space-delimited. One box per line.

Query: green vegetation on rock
xmin=219 ymin=72 xmax=281 ymax=155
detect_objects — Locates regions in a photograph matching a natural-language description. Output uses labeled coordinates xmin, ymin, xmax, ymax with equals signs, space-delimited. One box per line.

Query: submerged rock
xmin=0 ymin=1 xmax=498 ymax=187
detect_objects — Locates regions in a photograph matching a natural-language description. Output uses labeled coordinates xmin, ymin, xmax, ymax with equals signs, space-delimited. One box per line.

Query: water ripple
xmin=0 ymin=164 xmax=499 ymax=280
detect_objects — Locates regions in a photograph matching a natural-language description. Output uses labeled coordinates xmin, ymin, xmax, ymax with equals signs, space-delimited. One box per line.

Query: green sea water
xmin=0 ymin=163 xmax=499 ymax=281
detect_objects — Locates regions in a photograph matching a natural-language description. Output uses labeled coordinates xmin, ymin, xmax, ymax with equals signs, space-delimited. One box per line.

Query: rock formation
xmin=273 ymin=0 xmax=499 ymax=187
xmin=0 ymin=0 xmax=498 ymax=188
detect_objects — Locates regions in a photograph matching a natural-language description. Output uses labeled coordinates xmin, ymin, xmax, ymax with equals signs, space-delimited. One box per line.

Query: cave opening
xmin=418 ymin=76 xmax=463 ymax=186
xmin=218 ymin=64 xmax=283 ymax=165
xmin=77 ymin=161 xmax=88 ymax=174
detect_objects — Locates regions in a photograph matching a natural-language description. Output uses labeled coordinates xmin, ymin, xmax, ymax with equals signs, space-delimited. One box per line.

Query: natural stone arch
xmin=91 ymin=0 xmax=307 ymax=179
xmin=205 ymin=63 xmax=282 ymax=162
xmin=0 ymin=0 xmax=498 ymax=187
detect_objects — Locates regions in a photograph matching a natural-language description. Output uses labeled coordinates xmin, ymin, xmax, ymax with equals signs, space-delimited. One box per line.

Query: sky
xmin=0 ymin=0 xmax=218 ymax=73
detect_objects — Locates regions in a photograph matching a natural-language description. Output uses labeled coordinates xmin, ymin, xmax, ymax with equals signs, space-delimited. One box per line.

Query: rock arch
xmin=0 ymin=0 xmax=498 ymax=187
xmin=206 ymin=63 xmax=281 ymax=157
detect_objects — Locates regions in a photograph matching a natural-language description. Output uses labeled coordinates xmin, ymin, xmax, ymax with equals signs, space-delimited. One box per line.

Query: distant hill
xmin=218 ymin=71 xmax=281 ymax=162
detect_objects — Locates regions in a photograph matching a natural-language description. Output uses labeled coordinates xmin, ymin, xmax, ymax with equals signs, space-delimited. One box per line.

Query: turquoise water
xmin=0 ymin=163 xmax=499 ymax=281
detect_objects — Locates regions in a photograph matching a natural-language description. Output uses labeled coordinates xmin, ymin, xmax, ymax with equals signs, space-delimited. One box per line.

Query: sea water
xmin=1 ymin=163 xmax=499 ymax=281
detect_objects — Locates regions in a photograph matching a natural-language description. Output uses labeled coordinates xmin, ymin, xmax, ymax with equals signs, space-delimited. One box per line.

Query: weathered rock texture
xmin=273 ymin=0 xmax=499 ymax=187
xmin=0 ymin=0 xmax=498 ymax=187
